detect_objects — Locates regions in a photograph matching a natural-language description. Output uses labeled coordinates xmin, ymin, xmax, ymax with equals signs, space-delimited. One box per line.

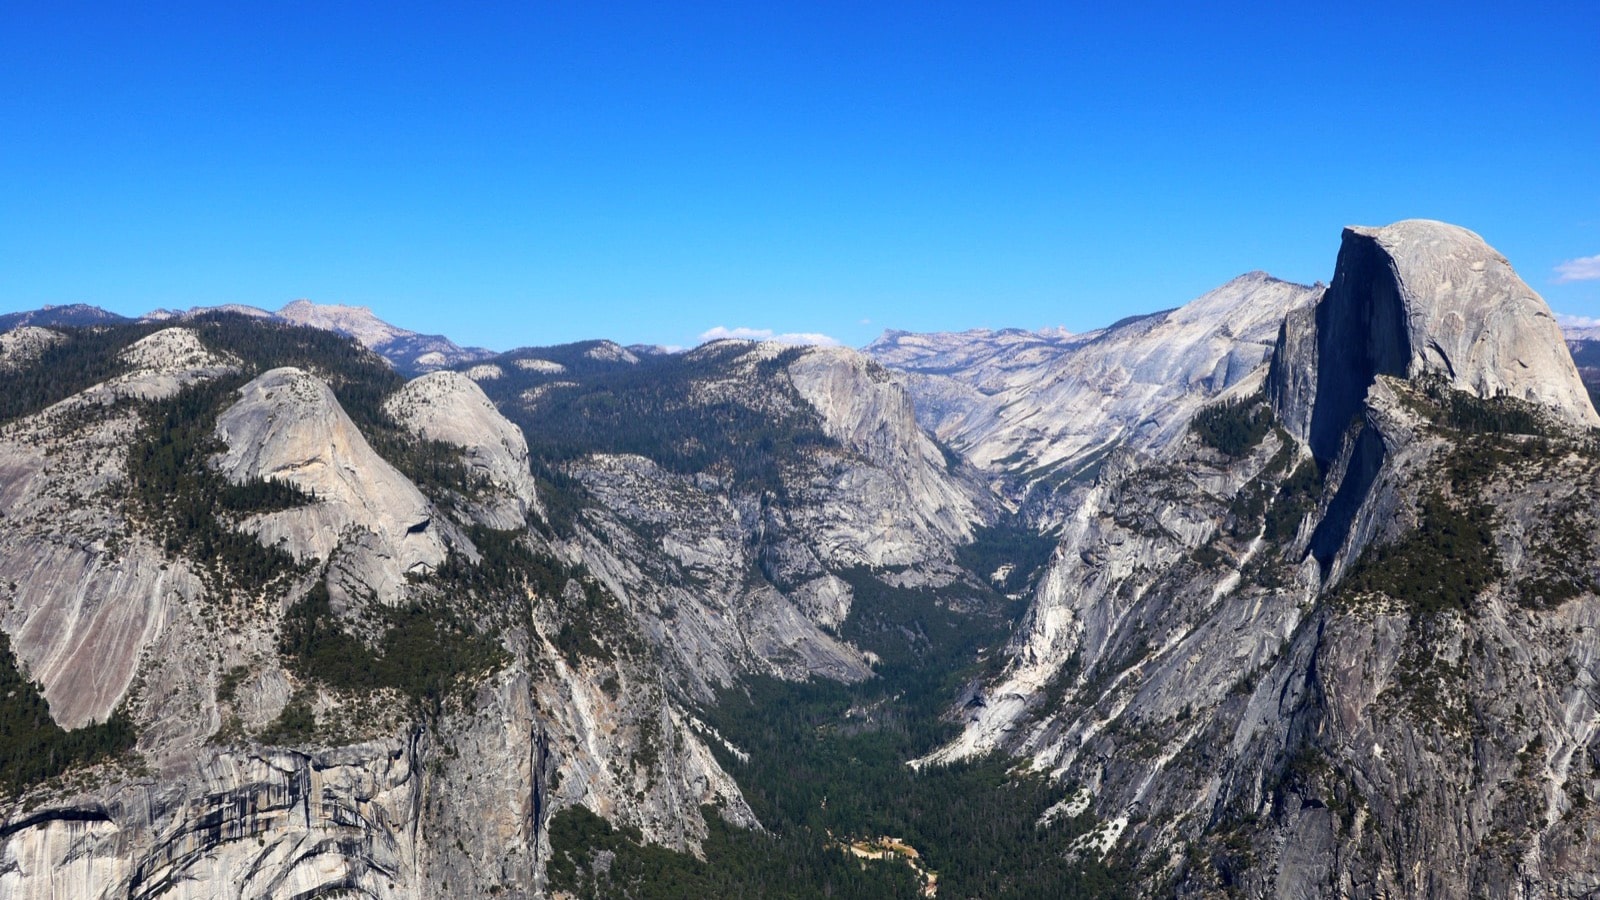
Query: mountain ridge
xmin=2 ymin=220 xmax=1600 ymax=897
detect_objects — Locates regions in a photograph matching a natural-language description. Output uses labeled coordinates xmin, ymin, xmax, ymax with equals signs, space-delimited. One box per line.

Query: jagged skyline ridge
xmin=2 ymin=4 xmax=1596 ymax=349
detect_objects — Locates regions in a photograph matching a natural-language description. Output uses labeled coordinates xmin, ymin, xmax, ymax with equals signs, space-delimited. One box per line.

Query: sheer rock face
xmin=0 ymin=345 xmax=755 ymax=899
xmin=932 ymin=220 xmax=1600 ymax=898
xmin=570 ymin=453 xmax=873 ymax=697
xmin=1273 ymin=219 xmax=1598 ymax=461
xmin=213 ymin=367 xmax=448 ymax=583
xmin=1269 ymin=218 xmax=1598 ymax=573
xmin=0 ymin=328 xmax=234 ymax=730
xmin=1204 ymin=386 xmax=1600 ymax=900
xmin=384 ymin=370 xmax=541 ymax=529
xmin=786 ymin=346 xmax=994 ymax=566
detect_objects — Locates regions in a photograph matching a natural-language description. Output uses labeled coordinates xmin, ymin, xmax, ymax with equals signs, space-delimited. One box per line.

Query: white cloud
xmin=698 ymin=325 xmax=840 ymax=347
xmin=1555 ymin=254 xmax=1600 ymax=282
xmin=1556 ymin=314 xmax=1600 ymax=328
xmin=699 ymin=326 xmax=774 ymax=341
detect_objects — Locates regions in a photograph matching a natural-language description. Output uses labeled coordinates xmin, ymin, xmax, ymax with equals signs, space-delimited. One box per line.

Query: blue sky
xmin=2 ymin=2 xmax=1597 ymax=351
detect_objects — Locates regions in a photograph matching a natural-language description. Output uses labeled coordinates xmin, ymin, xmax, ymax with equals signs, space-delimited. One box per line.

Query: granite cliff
xmin=914 ymin=220 xmax=1600 ymax=897
xmin=2 ymin=219 xmax=1598 ymax=898
xmin=0 ymin=315 xmax=1003 ymax=898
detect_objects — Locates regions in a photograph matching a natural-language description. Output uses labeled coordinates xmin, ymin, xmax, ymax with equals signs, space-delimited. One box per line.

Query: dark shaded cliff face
xmin=1306 ymin=418 xmax=1384 ymax=570
xmin=1269 ymin=220 xmax=1600 ymax=578
xmin=9 ymin=219 xmax=1600 ymax=899
xmin=935 ymin=220 xmax=1600 ymax=900
xmin=1306 ymin=231 xmax=1411 ymax=465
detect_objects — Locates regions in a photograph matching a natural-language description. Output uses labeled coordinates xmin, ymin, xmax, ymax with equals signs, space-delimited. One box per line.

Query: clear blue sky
xmin=3 ymin=1 xmax=1597 ymax=350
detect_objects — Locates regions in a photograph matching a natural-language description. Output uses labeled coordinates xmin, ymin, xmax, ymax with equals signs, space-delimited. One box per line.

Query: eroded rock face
xmin=931 ymin=221 xmax=1600 ymax=897
xmin=213 ymin=367 xmax=447 ymax=582
xmin=1268 ymin=219 xmax=1598 ymax=573
xmin=12 ymin=218 xmax=1594 ymax=898
xmin=570 ymin=452 xmax=873 ymax=696
xmin=1 ymin=725 xmax=527 ymax=899
xmin=1273 ymin=219 xmax=1598 ymax=461
xmin=925 ymin=409 xmax=1309 ymax=769
xmin=0 ymin=344 xmax=758 ymax=899
xmin=384 ymin=370 xmax=540 ymax=529
xmin=787 ymin=346 xmax=993 ymax=566
xmin=0 ymin=332 xmax=229 ymax=729
xmin=872 ymin=273 xmax=1323 ymax=503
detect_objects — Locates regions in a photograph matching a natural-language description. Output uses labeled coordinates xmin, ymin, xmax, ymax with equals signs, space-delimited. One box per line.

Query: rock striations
xmin=909 ymin=220 xmax=1600 ymax=897
xmin=3 ymin=219 xmax=1599 ymax=898
xmin=1270 ymin=220 xmax=1599 ymax=579
xmin=869 ymin=273 xmax=1325 ymax=506
xmin=214 ymin=367 xmax=449 ymax=581
xmin=384 ymin=370 xmax=541 ymax=529
xmin=1272 ymin=219 xmax=1597 ymax=463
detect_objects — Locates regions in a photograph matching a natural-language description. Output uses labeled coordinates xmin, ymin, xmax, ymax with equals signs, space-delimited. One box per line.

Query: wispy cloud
xmin=1557 ymin=314 xmax=1600 ymax=328
xmin=1555 ymin=254 xmax=1600 ymax=282
xmin=698 ymin=325 xmax=840 ymax=346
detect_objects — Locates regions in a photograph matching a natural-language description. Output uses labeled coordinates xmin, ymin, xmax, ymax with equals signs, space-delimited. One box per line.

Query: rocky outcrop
xmin=271 ymin=300 xmax=494 ymax=375
xmin=924 ymin=385 xmax=1304 ymax=767
xmin=581 ymin=341 xmax=639 ymax=365
xmin=466 ymin=339 xmax=996 ymax=705
xmin=570 ymin=452 xmax=872 ymax=696
xmin=513 ymin=358 xmax=566 ymax=374
xmin=213 ymin=367 xmax=448 ymax=584
xmin=2 ymin=720 xmax=530 ymax=899
xmin=1200 ymin=381 xmax=1600 ymax=899
xmin=0 ymin=336 xmax=757 ymax=899
xmin=384 ymin=370 xmax=540 ymax=529
xmin=1272 ymin=219 xmax=1598 ymax=461
xmin=933 ymin=220 xmax=1600 ymax=897
xmin=0 ymin=327 xmax=64 ymax=371
xmin=94 ymin=328 xmax=239 ymax=403
xmin=1269 ymin=219 xmax=1597 ymax=574
xmin=0 ymin=329 xmax=236 ymax=729
xmin=787 ymin=346 xmax=993 ymax=565
xmin=12 ymin=218 xmax=1595 ymax=898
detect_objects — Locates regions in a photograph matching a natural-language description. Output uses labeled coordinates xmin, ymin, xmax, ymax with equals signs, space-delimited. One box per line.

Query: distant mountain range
xmin=0 ymin=303 xmax=129 ymax=331
xmin=0 ymin=300 xmax=493 ymax=375
xmin=7 ymin=297 xmax=1600 ymax=405
xmin=6 ymin=221 xmax=1600 ymax=897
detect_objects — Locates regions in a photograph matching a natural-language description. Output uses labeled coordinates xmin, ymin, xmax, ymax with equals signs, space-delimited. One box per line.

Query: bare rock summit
xmin=1273 ymin=218 xmax=1597 ymax=460
xmin=384 ymin=370 xmax=541 ymax=529
xmin=213 ymin=367 xmax=448 ymax=582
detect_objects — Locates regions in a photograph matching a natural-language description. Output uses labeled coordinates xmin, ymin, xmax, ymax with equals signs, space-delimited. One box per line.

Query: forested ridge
xmin=477 ymin=341 xmax=839 ymax=503
xmin=3 ymin=317 xmax=1130 ymax=895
